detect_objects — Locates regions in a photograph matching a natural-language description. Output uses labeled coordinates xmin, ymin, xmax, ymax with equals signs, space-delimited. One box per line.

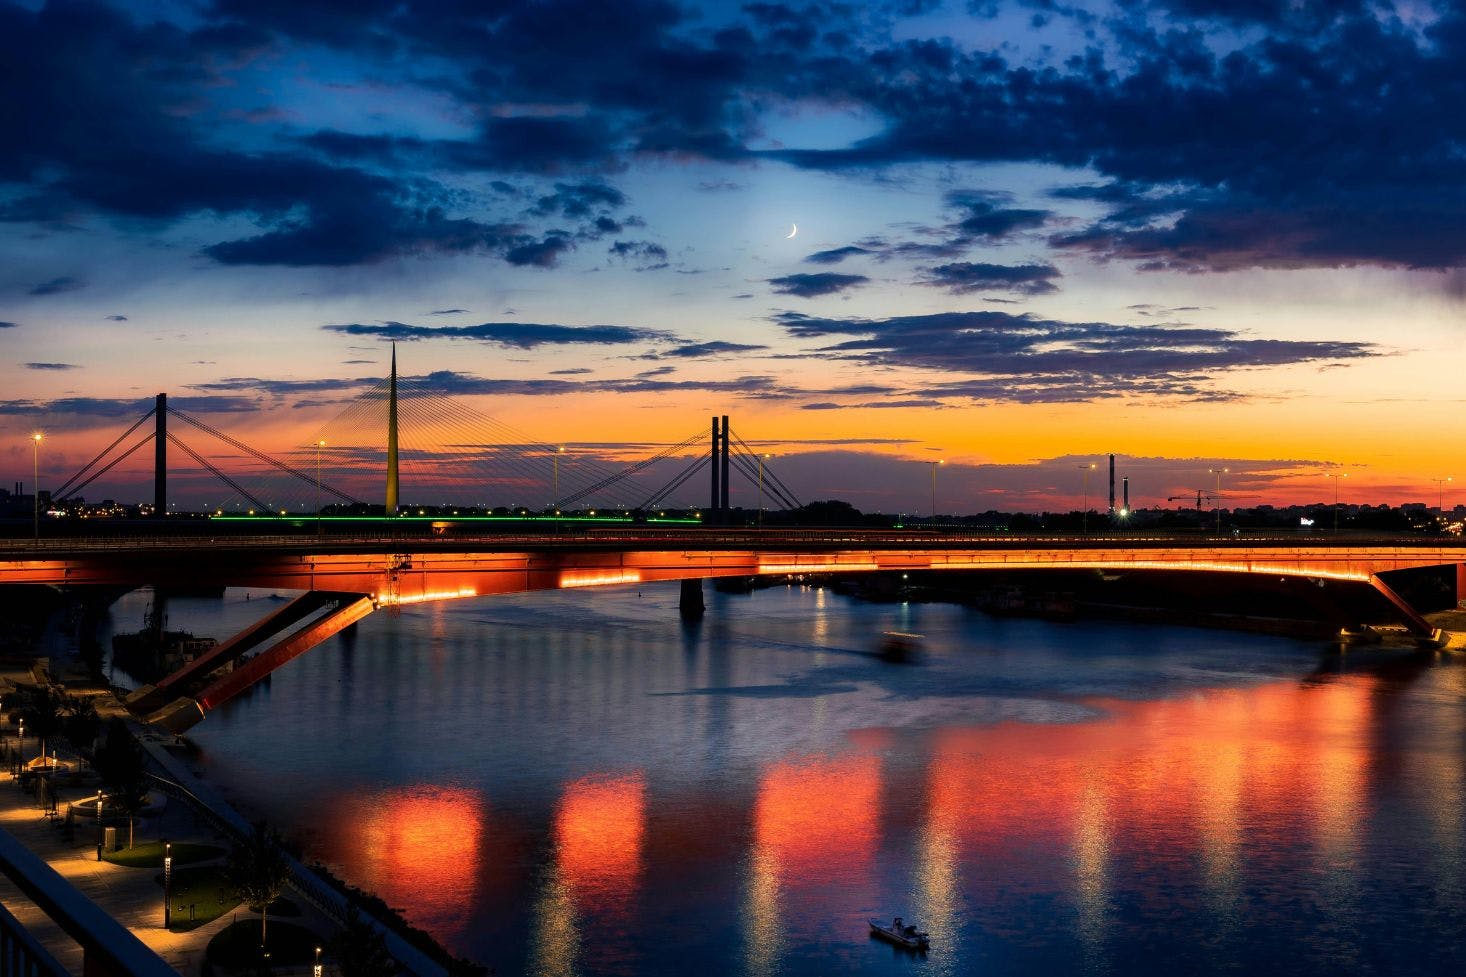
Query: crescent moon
xmin=786 ymin=223 xmax=798 ymax=239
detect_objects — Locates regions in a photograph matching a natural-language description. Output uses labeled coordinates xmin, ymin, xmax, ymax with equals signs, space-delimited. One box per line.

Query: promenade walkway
xmin=0 ymin=676 xmax=340 ymax=976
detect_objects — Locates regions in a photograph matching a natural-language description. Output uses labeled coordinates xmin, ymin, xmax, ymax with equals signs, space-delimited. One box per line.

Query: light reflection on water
xmin=107 ymin=584 xmax=1466 ymax=976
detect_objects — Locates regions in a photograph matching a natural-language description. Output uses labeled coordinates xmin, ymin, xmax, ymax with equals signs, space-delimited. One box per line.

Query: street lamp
xmin=927 ymin=460 xmax=944 ymax=524
xmin=757 ymin=453 xmax=774 ymax=527
xmin=1432 ymin=476 xmax=1453 ymax=520
xmin=163 ymin=840 xmax=172 ymax=929
xmin=31 ymin=433 xmax=42 ymax=543
xmin=1078 ymin=463 xmax=1096 ymax=533
xmin=1325 ymin=471 xmax=1348 ymax=534
xmin=95 ymin=789 xmax=103 ymax=861
xmin=315 ymin=440 xmax=326 ymax=535
xmin=1208 ymin=467 xmax=1229 ymax=534
xmin=17 ymin=718 xmax=23 ymax=774
xmin=313 ymin=946 xmax=323 ymax=977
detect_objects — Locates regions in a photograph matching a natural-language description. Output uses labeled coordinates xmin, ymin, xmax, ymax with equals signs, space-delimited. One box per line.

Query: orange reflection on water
xmin=349 ymin=784 xmax=484 ymax=937
xmin=754 ymin=753 xmax=881 ymax=886
xmin=926 ymin=676 xmax=1381 ymax=908
xmin=554 ymin=773 xmax=646 ymax=917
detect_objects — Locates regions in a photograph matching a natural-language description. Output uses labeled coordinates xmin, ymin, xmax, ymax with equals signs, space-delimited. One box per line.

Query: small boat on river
xmin=870 ymin=916 xmax=929 ymax=951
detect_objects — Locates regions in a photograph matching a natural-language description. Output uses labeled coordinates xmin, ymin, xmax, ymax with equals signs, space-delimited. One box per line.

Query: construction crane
xmin=1167 ymin=490 xmax=1217 ymax=510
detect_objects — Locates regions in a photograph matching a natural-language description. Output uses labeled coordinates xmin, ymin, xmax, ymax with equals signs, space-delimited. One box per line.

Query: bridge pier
xmin=679 ymin=578 xmax=705 ymax=618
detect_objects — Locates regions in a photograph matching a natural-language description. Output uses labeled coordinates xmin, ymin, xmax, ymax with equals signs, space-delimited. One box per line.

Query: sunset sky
xmin=2 ymin=0 xmax=1464 ymax=513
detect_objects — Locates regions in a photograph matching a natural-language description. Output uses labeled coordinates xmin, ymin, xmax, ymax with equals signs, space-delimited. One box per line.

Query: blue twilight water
xmin=105 ymin=584 xmax=1466 ymax=976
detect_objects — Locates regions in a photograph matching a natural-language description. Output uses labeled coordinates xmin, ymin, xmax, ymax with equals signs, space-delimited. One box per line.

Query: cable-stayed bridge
xmin=48 ymin=349 xmax=799 ymax=521
xmin=4 ymin=353 xmax=1466 ymax=733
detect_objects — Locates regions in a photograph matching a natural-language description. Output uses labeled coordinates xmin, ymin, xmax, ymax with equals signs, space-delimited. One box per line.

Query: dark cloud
xmin=23 ymin=362 xmax=78 ymax=371
xmin=801 ymin=398 xmax=946 ymax=410
xmin=324 ymin=320 xmax=679 ymax=348
xmin=659 ymin=341 xmax=769 ymax=358
xmin=549 ymin=367 xmax=593 ymax=375
xmin=919 ymin=262 xmax=1061 ymax=295
xmin=0 ymin=395 xmax=259 ymax=418
xmin=28 ymin=276 xmax=83 ymax=296
xmin=768 ymin=273 xmax=869 ymax=298
xmin=773 ymin=309 xmax=1383 ymax=402
xmin=187 ymin=377 xmax=370 ymax=395
xmin=5 ymin=0 xmax=1465 ymax=277
xmin=608 ymin=240 xmax=670 ymax=270
xmin=104 ymin=314 xmax=128 ymax=321
xmin=805 ymin=246 xmax=875 ymax=265
xmin=0 ymin=321 xmax=17 ymax=329
xmin=427 ymin=309 xmax=468 ymax=316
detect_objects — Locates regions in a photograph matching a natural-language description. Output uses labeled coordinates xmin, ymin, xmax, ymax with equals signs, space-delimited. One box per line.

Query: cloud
xmin=105 ymin=314 xmax=128 ymax=321
xmin=658 ymin=341 xmax=769 ymax=358
xmin=0 ymin=321 xmax=17 ymax=329
xmin=23 ymin=362 xmax=79 ymax=371
xmin=28 ymin=276 xmax=84 ymax=296
xmin=918 ymin=262 xmax=1061 ymax=295
xmin=427 ymin=309 xmax=468 ymax=316
xmin=773 ymin=309 xmax=1383 ymax=402
xmin=767 ymin=273 xmax=869 ymax=298
xmin=0 ymin=395 xmax=259 ymax=418
xmin=323 ymin=320 xmax=679 ymax=348
xmin=608 ymin=239 xmax=669 ymax=270
xmin=805 ymin=246 xmax=875 ymax=265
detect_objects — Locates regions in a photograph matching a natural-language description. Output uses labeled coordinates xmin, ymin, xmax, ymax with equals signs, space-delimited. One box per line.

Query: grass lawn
xmin=157 ymin=866 xmax=240 ymax=932
xmin=206 ymin=919 xmax=321 ymax=971
xmin=122 ymin=862 xmax=304 ymax=934
xmin=103 ymin=840 xmax=225 ymax=868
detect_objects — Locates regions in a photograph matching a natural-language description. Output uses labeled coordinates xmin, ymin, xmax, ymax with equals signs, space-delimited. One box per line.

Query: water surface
xmin=105 ymin=584 xmax=1466 ymax=976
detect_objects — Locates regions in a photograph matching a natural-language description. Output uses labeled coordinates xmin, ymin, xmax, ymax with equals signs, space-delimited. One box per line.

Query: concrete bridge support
xmin=679 ymin=578 xmax=705 ymax=618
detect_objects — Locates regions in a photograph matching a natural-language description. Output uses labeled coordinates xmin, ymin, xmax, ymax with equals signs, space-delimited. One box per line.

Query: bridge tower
xmin=709 ymin=415 xmax=731 ymax=524
xmin=154 ymin=393 xmax=166 ymax=517
xmin=386 ymin=343 xmax=399 ymax=513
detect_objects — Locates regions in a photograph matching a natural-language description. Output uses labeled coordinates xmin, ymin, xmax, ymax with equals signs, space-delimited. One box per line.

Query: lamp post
xmin=17 ymin=718 xmax=23 ymax=775
xmin=1325 ymin=471 xmax=1348 ymax=533
xmin=1433 ymin=476 xmax=1453 ymax=521
xmin=163 ymin=840 xmax=172 ymax=929
xmin=313 ymin=946 xmax=323 ymax=977
xmin=31 ymin=433 xmax=42 ymax=543
xmin=1078 ymin=463 xmax=1096 ymax=533
xmin=95 ymin=789 xmax=103 ymax=861
xmin=927 ymin=460 xmax=943 ymax=525
xmin=1208 ymin=467 xmax=1229 ymax=534
xmin=315 ymin=440 xmax=326 ymax=535
xmin=757 ymin=453 xmax=774 ymax=526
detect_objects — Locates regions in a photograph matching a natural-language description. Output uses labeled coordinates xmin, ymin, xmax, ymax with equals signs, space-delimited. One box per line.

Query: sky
xmin=2 ymin=0 xmax=1464 ymax=514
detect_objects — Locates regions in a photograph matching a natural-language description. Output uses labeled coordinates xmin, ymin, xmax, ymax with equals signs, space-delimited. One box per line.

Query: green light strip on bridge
xmin=208 ymin=515 xmax=703 ymax=525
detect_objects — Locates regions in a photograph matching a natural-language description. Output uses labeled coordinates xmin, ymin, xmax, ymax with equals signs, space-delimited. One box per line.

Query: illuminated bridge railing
xmin=0 ymin=899 xmax=67 ymax=977
xmin=0 ymin=828 xmax=176 ymax=977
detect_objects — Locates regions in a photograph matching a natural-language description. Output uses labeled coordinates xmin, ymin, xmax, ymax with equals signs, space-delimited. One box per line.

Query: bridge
xmin=6 ymin=352 xmax=1466 ymax=733
xmin=2 ymin=528 xmax=1464 ymax=733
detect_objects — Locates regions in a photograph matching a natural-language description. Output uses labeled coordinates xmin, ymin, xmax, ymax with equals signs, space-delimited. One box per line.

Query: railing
xmin=0 ymin=898 xmax=68 ymax=977
xmin=141 ymin=771 xmax=445 ymax=977
xmin=0 ymin=829 xmax=177 ymax=977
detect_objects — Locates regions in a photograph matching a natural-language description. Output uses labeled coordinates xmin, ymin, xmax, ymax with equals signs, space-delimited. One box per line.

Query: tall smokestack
xmin=1123 ymin=476 xmax=1130 ymax=512
xmin=1108 ymin=454 xmax=1115 ymax=515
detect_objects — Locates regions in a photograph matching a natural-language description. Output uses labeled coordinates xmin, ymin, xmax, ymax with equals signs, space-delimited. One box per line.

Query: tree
xmin=61 ymin=694 xmax=100 ymax=760
xmin=93 ymin=719 xmax=150 ymax=848
xmin=224 ymin=821 xmax=290 ymax=953
xmin=15 ymin=685 xmax=63 ymax=766
xmin=328 ymin=908 xmax=398 ymax=977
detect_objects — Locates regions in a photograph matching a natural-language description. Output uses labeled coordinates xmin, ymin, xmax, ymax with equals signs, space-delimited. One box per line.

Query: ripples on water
xmin=105 ymin=583 xmax=1466 ymax=976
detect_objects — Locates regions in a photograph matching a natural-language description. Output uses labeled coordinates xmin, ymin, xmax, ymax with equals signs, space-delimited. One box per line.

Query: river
xmin=103 ymin=582 xmax=1466 ymax=976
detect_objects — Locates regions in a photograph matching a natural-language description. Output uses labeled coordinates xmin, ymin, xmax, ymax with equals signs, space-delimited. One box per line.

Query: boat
xmin=870 ymin=916 xmax=929 ymax=951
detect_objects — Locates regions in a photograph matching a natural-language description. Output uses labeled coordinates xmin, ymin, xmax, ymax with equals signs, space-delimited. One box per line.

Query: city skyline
xmin=3 ymin=0 xmax=1464 ymax=512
